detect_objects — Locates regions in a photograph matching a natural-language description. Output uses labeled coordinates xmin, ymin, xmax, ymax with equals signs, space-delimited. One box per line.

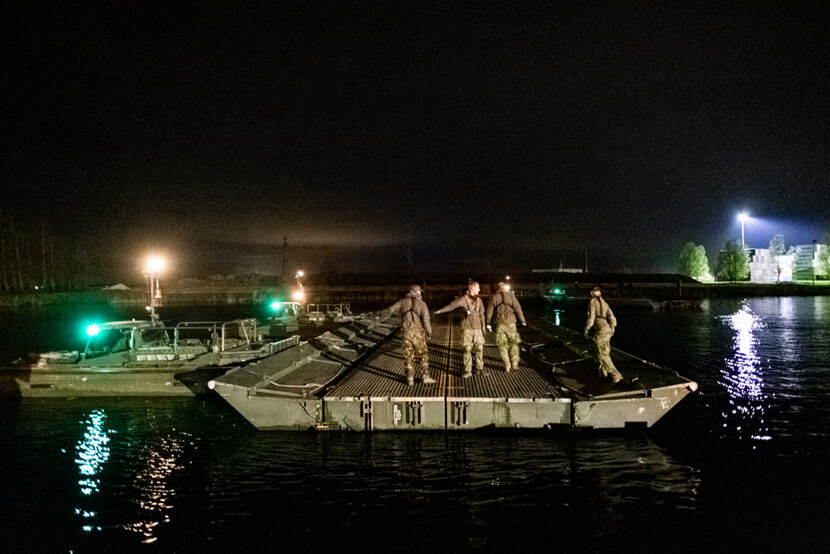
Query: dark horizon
xmin=4 ymin=2 xmax=830 ymax=285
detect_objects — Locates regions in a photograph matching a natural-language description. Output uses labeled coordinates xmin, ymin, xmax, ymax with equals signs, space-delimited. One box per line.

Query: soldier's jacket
xmin=386 ymin=292 xmax=432 ymax=336
xmin=486 ymin=291 xmax=526 ymax=326
xmin=584 ymin=296 xmax=617 ymax=333
xmin=435 ymin=294 xmax=485 ymax=331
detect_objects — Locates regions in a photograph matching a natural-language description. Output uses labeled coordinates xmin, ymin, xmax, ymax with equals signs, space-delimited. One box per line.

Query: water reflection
xmin=251 ymin=433 xmax=703 ymax=550
xmin=122 ymin=434 xmax=186 ymax=544
xmin=73 ymin=409 xmax=112 ymax=532
xmin=719 ymin=303 xmax=770 ymax=442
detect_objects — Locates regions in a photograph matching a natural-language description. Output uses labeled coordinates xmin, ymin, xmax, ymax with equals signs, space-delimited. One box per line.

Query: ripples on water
xmin=1 ymin=400 xmax=705 ymax=553
xmin=1 ymin=298 xmax=829 ymax=552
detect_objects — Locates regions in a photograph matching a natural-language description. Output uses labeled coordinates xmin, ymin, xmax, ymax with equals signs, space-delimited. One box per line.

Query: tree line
xmin=0 ymin=212 xmax=105 ymax=292
xmin=678 ymin=232 xmax=830 ymax=282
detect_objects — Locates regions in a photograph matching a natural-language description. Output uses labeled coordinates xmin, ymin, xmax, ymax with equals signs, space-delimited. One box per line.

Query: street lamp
xmin=143 ymin=256 xmax=166 ymax=325
xmin=738 ymin=212 xmax=748 ymax=249
xmin=292 ymin=270 xmax=306 ymax=302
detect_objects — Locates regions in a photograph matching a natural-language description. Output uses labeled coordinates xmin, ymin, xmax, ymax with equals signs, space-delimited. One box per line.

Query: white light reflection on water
xmin=73 ymin=409 xmax=112 ymax=532
xmin=122 ymin=434 xmax=187 ymax=544
xmin=719 ymin=303 xmax=770 ymax=443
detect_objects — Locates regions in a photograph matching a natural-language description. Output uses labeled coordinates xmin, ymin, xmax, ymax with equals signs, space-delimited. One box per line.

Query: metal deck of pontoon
xmin=326 ymin=317 xmax=562 ymax=400
xmin=210 ymin=313 xmax=697 ymax=431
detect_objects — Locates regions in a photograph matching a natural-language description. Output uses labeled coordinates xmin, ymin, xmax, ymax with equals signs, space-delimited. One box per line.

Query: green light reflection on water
xmin=73 ymin=409 xmax=111 ymax=532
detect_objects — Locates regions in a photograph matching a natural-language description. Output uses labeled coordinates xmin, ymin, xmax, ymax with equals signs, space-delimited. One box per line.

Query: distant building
xmin=102 ymin=283 xmax=131 ymax=290
xmin=749 ymin=249 xmax=793 ymax=282
xmin=793 ymin=243 xmax=827 ymax=280
xmin=749 ymin=244 xmax=827 ymax=282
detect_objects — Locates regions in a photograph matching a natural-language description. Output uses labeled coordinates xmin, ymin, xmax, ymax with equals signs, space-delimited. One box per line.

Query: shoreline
xmin=0 ymin=279 xmax=828 ymax=310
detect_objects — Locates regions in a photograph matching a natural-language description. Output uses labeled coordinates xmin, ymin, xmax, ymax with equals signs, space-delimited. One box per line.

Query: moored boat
xmin=0 ymin=318 xmax=299 ymax=398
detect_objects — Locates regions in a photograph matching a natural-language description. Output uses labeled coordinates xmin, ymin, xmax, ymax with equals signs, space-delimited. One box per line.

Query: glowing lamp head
xmin=296 ymin=270 xmax=304 ymax=278
xmin=146 ymin=256 xmax=165 ymax=273
xmin=738 ymin=212 xmax=748 ymax=224
xmin=270 ymin=300 xmax=282 ymax=311
xmin=291 ymin=289 xmax=305 ymax=302
xmin=85 ymin=323 xmax=100 ymax=337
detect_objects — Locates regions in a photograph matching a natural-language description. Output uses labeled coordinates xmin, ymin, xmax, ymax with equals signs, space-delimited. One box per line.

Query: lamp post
xmin=738 ymin=212 xmax=748 ymax=249
xmin=292 ymin=270 xmax=306 ymax=302
xmin=144 ymin=256 xmax=165 ymax=325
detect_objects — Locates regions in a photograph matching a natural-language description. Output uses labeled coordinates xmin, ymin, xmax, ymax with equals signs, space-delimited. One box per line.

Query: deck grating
xmin=325 ymin=317 xmax=559 ymax=400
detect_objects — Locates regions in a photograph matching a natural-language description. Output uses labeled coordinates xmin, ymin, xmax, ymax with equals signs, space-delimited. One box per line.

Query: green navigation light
xmin=553 ymin=288 xmax=563 ymax=295
xmin=270 ymin=301 xmax=282 ymax=311
xmin=85 ymin=323 xmax=100 ymax=337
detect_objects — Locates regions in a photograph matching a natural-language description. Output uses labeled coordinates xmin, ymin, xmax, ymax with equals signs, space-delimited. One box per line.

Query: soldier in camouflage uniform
xmin=384 ymin=285 xmax=435 ymax=386
xmin=434 ymin=281 xmax=487 ymax=378
xmin=486 ymin=282 xmax=526 ymax=372
xmin=584 ymin=286 xmax=623 ymax=383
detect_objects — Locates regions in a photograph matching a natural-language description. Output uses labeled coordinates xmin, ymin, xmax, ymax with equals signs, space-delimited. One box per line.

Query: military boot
xmin=422 ymin=374 xmax=437 ymax=385
xmin=462 ymin=369 xmax=472 ymax=379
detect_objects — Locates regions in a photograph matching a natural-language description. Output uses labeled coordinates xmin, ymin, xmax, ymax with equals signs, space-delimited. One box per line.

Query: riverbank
xmin=0 ymin=279 xmax=828 ymax=309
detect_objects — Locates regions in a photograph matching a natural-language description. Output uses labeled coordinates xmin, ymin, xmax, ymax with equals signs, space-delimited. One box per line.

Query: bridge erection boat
xmin=0 ymin=319 xmax=299 ymax=398
xmin=209 ymin=313 xmax=697 ymax=431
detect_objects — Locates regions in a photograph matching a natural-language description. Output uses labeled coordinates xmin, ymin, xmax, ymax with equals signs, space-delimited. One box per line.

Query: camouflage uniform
xmin=584 ymin=295 xmax=623 ymax=382
xmin=435 ymin=293 xmax=486 ymax=376
xmin=486 ymin=290 xmax=526 ymax=371
xmin=385 ymin=291 xmax=432 ymax=381
xmin=401 ymin=327 xmax=429 ymax=378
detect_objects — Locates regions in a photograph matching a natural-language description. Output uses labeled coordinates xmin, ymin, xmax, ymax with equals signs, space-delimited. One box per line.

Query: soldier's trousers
xmin=461 ymin=329 xmax=485 ymax=373
xmin=496 ymin=323 xmax=521 ymax=371
xmin=402 ymin=328 xmax=430 ymax=378
xmin=591 ymin=320 xmax=622 ymax=380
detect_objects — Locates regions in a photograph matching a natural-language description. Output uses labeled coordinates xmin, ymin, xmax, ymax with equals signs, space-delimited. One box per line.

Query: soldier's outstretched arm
xmin=384 ymin=299 xmax=403 ymax=317
xmin=433 ymin=297 xmax=462 ymax=315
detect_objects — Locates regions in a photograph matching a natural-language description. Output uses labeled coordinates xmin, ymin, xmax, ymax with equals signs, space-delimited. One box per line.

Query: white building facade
xmin=749 ymin=244 xmax=827 ymax=282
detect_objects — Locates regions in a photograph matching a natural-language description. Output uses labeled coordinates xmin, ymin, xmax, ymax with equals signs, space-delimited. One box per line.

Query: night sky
xmin=5 ymin=2 xmax=830 ymax=278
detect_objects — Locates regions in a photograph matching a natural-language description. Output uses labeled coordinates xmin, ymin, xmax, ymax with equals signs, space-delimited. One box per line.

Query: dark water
xmin=1 ymin=298 xmax=828 ymax=552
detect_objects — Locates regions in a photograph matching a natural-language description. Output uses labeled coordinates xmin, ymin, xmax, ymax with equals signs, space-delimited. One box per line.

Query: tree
xmin=717 ymin=240 xmax=749 ymax=282
xmin=769 ymin=234 xmax=786 ymax=257
xmin=820 ymin=233 xmax=830 ymax=276
xmin=678 ymin=242 xmax=710 ymax=280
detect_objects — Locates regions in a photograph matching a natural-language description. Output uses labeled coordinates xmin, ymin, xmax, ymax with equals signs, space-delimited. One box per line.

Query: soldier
xmin=384 ymin=284 xmax=435 ymax=386
xmin=434 ymin=281 xmax=487 ymax=378
xmin=583 ymin=286 xmax=623 ymax=383
xmin=486 ymin=282 xmax=526 ymax=372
